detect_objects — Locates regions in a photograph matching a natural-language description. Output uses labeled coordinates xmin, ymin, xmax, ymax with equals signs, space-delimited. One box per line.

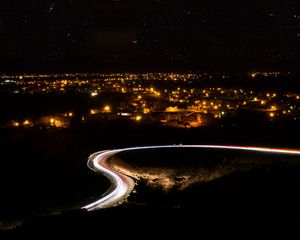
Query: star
xmin=49 ymin=3 xmax=55 ymax=13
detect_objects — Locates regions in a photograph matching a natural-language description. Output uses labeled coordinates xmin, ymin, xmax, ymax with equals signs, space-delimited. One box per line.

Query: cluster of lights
xmin=2 ymin=72 xmax=300 ymax=128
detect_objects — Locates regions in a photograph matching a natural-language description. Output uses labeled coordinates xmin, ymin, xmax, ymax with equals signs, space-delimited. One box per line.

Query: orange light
xmin=143 ymin=108 xmax=150 ymax=114
xmin=135 ymin=115 xmax=142 ymax=121
xmin=103 ymin=106 xmax=111 ymax=112
xmin=271 ymin=106 xmax=277 ymax=110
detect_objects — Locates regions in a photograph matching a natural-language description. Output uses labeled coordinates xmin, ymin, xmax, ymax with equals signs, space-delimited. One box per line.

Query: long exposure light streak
xmin=82 ymin=145 xmax=300 ymax=211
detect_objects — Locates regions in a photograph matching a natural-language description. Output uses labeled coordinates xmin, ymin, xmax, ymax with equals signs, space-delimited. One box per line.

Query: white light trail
xmin=82 ymin=145 xmax=300 ymax=211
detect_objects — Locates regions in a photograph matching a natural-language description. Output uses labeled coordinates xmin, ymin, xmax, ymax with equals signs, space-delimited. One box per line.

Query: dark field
xmin=114 ymin=148 xmax=300 ymax=210
xmin=2 ymin=122 xmax=300 ymax=238
xmin=0 ymin=92 xmax=128 ymax=122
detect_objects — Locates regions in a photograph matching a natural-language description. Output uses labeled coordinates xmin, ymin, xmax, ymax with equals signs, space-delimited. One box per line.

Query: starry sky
xmin=0 ymin=0 xmax=299 ymax=73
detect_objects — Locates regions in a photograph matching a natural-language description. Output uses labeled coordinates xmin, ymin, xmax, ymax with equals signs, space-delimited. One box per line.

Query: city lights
xmin=1 ymin=72 xmax=300 ymax=129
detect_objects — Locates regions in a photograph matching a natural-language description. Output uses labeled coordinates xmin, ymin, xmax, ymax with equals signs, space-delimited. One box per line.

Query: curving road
xmin=82 ymin=145 xmax=300 ymax=211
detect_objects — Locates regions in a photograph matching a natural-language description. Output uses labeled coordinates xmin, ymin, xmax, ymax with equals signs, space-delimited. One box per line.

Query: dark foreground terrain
xmin=3 ymin=171 xmax=300 ymax=239
xmin=1 ymin=121 xmax=300 ymax=239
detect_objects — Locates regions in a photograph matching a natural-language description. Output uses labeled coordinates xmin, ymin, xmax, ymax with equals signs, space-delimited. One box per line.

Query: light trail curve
xmin=82 ymin=145 xmax=300 ymax=211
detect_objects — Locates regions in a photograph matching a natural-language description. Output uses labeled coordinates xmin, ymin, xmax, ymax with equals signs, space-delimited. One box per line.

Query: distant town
xmin=1 ymin=72 xmax=300 ymax=129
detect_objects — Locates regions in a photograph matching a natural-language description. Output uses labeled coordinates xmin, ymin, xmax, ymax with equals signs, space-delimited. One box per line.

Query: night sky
xmin=0 ymin=0 xmax=299 ymax=72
